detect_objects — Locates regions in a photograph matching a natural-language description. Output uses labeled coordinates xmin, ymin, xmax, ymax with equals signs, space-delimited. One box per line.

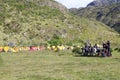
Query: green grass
xmin=0 ymin=55 xmax=3 ymax=66
xmin=0 ymin=50 xmax=120 ymax=80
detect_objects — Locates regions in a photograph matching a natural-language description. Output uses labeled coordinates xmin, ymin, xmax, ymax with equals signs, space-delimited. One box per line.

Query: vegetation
xmin=70 ymin=2 xmax=120 ymax=33
xmin=48 ymin=34 xmax=62 ymax=46
xmin=0 ymin=51 xmax=120 ymax=80
xmin=0 ymin=0 xmax=120 ymax=47
xmin=114 ymin=47 xmax=120 ymax=52
xmin=87 ymin=0 xmax=120 ymax=7
xmin=0 ymin=55 xmax=3 ymax=66
xmin=72 ymin=46 xmax=82 ymax=55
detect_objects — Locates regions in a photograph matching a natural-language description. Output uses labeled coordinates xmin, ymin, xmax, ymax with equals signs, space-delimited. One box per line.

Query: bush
xmin=118 ymin=48 xmax=120 ymax=52
xmin=72 ymin=47 xmax=82 ymax=54
xmin=66 ymin=41 xmax=73 ymax=46
xmin=114 ymin=47 xmax=120 ymax=52
xmin=114 ymin=48 xmax=118 ymax=51
xmin=48 ymin=34 xmax=62 ymax=46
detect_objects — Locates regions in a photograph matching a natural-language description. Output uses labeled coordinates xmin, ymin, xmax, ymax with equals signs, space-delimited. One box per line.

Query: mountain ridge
xmin=87 ymin=0 xmax=120 ymax=7
xmin=70 ymin=0 xmax=120 ymax=33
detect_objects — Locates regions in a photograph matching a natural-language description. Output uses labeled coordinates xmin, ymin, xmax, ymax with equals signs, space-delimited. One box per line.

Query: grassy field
xmin=0 ymin=50 xmax=120 ymax=80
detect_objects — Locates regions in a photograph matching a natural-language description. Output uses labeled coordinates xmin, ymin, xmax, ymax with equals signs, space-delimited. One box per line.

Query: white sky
xmin=55 ymin=0 xmax=94 ymax=8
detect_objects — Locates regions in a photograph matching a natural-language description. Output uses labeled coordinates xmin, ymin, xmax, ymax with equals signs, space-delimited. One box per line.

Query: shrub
xmin=118 ymin=48 xmax=120 ymax=52
xmin=72 ymin=47 xmax=82 ymax=54
xmin=66 ymin=41 xmax=73 ymax=46
xmin=114 ymin=48 xmax=118 ymax=51
xmin=114 ymin=47 xmax=120 ymax=52
xmin=48 ymin=34 xmax=62 ymax=46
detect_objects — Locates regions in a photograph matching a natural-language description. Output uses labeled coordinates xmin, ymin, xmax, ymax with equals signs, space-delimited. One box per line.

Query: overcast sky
xmin=55 ymin=0 xmax=94 ymax=8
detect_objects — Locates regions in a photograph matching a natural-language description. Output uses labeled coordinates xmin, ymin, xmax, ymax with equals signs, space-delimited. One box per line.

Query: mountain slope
xmin=87 ymin=0 xmax=120 ymax=7
xmin=0 ymin=0 xmax=120 ymax=46
xmin=70 ymin=0 xmax=120 ymax=33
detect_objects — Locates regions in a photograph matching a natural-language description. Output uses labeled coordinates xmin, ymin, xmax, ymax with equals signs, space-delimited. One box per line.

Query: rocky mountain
xmin=87 ymin=0 xmax=120 ymax=7
xmin=70 ymin=0 xmax=120 ymax=33
xmin=0 ymin=0 xmax=120 ymax=46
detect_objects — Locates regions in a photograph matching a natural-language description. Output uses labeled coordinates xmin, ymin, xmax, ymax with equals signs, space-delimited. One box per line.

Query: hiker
xmin=102 ymin=42 xmax=107 ymax=49
xmin=101 ymin=49 xmax=106 ymax=57
xmin=84 ymin=43 xmax=89 ymax=56
xmin=106 ymin=40 xmax=111 ymax=56
xmin=89 ymin=44 xmax=93 ymax=56
xmin=93 ymin=44 xmax=98 ymax=55
xmin=101 ymin=41 xmax=111 ymax=57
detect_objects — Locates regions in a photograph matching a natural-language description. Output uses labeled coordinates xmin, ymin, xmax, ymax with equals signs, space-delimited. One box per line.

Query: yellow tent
xmin=54 ymin=47 xmax=59 ymax=52
xmin=4 ymin=46 xmax=10 ymax=52
xmin=11 ymin=47 xmax=19 ymax=52
xmin=19 ymin=46 xmax=29 ymax=51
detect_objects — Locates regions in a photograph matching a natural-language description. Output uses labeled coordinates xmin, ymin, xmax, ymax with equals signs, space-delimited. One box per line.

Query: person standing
xmin=106 ymin=41 xmax=112 ymax=57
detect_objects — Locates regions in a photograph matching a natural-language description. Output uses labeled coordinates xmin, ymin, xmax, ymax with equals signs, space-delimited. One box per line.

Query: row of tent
xmin=0 ymin=45 xmax=76 ymax=53
xmin=0 ymin=46 xmax=19 ymax=52
xmin=0 ymin=44 xmax=103 ymax=53
xmin=0 ymin=46 xmax=46 ymax=52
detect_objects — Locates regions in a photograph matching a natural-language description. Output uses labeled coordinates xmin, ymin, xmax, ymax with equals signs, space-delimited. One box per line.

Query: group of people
xmin=81 ymin=41 xmax=112 ymax=57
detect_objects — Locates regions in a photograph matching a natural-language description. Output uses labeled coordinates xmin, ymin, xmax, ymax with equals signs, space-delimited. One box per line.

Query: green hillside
xmin=0 ymin=0 xmax=120 ymax=47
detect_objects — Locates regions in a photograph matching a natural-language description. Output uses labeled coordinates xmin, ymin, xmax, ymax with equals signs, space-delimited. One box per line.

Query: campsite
xmin=0 ymin=0 xmax=120 ymax=80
